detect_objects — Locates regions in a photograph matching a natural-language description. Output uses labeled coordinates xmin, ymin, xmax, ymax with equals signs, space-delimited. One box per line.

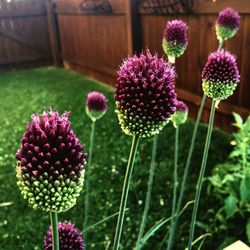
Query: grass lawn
xmin=0 ymin=67 xmax=233 ymax=249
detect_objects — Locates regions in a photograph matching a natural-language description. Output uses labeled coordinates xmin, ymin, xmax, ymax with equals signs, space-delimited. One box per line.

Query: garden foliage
xmin=208 ymin=112 xmax=250 ymax=247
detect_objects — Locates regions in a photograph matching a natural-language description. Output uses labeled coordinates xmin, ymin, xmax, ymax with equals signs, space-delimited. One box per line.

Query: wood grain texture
xmin=0 ymin=0 xmax=52 ymax=68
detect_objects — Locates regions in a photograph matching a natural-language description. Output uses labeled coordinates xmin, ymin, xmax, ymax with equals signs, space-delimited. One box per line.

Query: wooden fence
xmin=0 ymin=0 xmax=52 ymax=70
xmin=0 ymin=0 xmax=249 ymax=131
xmin=54 ymin=0 xmax=250 ymax=131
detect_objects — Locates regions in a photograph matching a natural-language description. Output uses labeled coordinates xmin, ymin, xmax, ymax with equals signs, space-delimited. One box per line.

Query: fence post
xmin=125 ymin=0 xmax=142 ymax=55
xmin=46 ymin=0 xmax=61 ymax=66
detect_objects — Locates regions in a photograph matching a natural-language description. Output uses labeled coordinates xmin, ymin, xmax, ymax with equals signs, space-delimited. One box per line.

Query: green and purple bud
xmin=162 ymin=20 xmax=188 ymax=62
xmin=16 ymin=111 xmax=87 ymax=212
xmin=202 ymin=50 xmax=240 ymax=101
xmin=44 ymin=222 xmax=84 ymax=250
xmin=115 ymin=49 xmax=177 ymax=137
xmin=216 ymin=7 xmax=240 ymax=42
xmin=171 ymin=100 xmax=188 ymax=127
xmin=86 ymin=91 xmax=107 ymax=121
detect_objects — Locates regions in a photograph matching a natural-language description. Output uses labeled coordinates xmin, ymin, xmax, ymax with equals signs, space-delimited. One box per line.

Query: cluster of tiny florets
xmin=44 ymin=222 xmax=84 ymax=250
xmin=16 ymin=111 xmax=87 ymax=212
xmin=86 ymin=91 xmax=108 ymax=121
xmin=115 ymin=50 xmax=177 ymax=137
xmin=202 ymin=50 xmax=240 ymax=101
xmin=171 ymin=100 xmax=188 ymax=127
xmin=162 ymin=20 xmax=188 ymax=59
xmin=216 ymin=7 xmax=240 ymax=41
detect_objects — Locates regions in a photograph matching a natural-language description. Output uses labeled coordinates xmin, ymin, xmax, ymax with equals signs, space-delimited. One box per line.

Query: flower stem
xmin=166 ymin=94 xmax=206 ymax=250
xmin=218 ymin=40 xmax=224 ymax=50
xmin=135 ymin=134 xmax=158 ymax=250
xmin=166 ymin=39 xmax=224 ymax=250
xmin=113 ymin=135 xmax=140 ymax=250
xmin=50 ymin=211 xmax=59 ymax=250
xmin=84 ymin=121 xmax=96 ymax=231
xmin=187 ymin=99 xmax=217 ymax=250
xmin=167 ymin=126 xmax=179 ymax=250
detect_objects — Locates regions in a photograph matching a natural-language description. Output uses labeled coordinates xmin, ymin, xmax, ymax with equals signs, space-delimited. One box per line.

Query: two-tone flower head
xmin=171 ymin=100 xmax=188 ymax=127
xmin=16 ymin=110 xmax=87 ymax=212
xmin=44 ymin=222 xmax=84 ymax=250
xmin=216 ymin=7 xmax=240 ymax=42
xmin=162 ymin=20 xmax=188 ymax=62
xmin=202 ymin=50 xmax=240 ymax=101
xmin=86 ymin=91 xmax=107 ymax=121
xmin=115 ymin=49 xmax=177 ymax=138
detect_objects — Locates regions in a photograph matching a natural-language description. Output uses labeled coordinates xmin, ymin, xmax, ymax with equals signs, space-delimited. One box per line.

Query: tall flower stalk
xmin=113 ymin=135 xmax=140 ymax=250
xmin=113 ymin=50 xmax=177 ymax=250
xmin=16 ymin=111 xmax=87 ymax=250
xmin=135 ymin=134 xmax=158 ymax=250
xmin=166 ymin=101 xmax=188 ymax=250
xmin=84 ymin=91 xmax=107 ymax=232
xmin=188 ymin=50 xmax=240 ymax=249
xmin=166 ymin=8 xmax=240 ymax=249
xmin=50 ymin=212 xmax=59 ymax=250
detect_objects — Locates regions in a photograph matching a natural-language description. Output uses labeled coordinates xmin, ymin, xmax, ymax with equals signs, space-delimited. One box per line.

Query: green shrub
xmin=208 ymin=112 xmax=250 ymax=248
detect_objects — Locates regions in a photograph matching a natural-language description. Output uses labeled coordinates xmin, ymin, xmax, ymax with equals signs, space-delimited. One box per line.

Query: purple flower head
xmin=86 ymin=91 xmax=107 ymax=121
xmin=202 ymin=50 xmax=240 ymax=101
xmin=115 ymin=49 xmax=177 ymax=137
xmin=176 ymin=100 xmax=188 ymax=112
xmin=216 ymin=8 xmax=240 ymax=41
xmin=44 ymin=222 xmax=84 ymax=250
xmin=171 ymin=100 xmax=188 ymax=127
xmin=162 ymin=20 xmax=188 ymax=59
xmin=16 ymin=110 xmax=87 ymax=212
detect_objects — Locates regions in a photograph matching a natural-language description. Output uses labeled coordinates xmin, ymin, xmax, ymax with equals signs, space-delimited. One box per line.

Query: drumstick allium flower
xmin=16 ymin=110 xmax=87 ymax=212
xmin=86 ymin=91 xmax=107 ymax=121
xmin=44 ymin=222 xmax=84 ymax=250
xmin=84 ymin=91 xmax=107 ymax=232
xmin=171 ymin=100 xmax=188 ymax=128
xmin=216 ymin=7 xmax=240 ymax=42
xmin=113 ymin=49 xmax=177 ymax=250
xmin=115 ymin=49 xmax=177 ymax=138
xmin=162 ymin=20 xmax=188 ymax=62
xmin=202 ymin=50 xmax=240 ymax=101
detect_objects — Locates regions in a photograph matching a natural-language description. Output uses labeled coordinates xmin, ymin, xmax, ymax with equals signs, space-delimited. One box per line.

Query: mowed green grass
xmin=0 ymin=67 xmax=232 ymax=249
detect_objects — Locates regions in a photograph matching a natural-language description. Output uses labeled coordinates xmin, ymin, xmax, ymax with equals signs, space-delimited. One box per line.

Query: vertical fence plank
xmin=125 ymin=0 xmax=141 ymax=55
xmin=46 ymin=0 xmax=61 ymax=66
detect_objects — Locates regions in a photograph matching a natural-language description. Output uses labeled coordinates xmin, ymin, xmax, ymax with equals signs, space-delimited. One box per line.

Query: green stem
xmin=218 ymin=40 xmax=224 ymax=50
xmin=84 ymin=121 xmax=96 ymax=231
xmin=50 ymin=211 xmax=59 ymax=250
xmin=167 ymin=126 xmax=179 ymax=250
xmin=113 ymin=135 xmax=140 ymax=250
xmin=166 ymin=39 xmax=224 ymax=250
xmin=135 ymin=134 xmax=158 ymax=250
xmin=187 ymin=99 xmax=217 ymax=250
xmin=166 ymin=94 xmax=206 ymax=250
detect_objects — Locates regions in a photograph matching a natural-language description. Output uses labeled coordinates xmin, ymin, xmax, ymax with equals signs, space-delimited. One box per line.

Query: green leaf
xmin=240 ymin=174 xmax=250 ymax=202
xmin=224 ymin=195 xmax=238 ymax=218
xmin=232 ymin=112 xmax=243 ymax=128
xmin=246 ymin=218 xmax=250 ymax=243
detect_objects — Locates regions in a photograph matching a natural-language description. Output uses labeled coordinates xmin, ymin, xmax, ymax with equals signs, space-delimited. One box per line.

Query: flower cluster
xmin=86 ymin=91 xmax=107 ymax=121
xmin=162 ymin=20 xmax=188 ymax=60
xmin=44 ymin=222 xmax=84 ymax=250
xmin=171 ymin=100 xmax=188 ymax=127
xmin=216 ymin=7 xmax=240 ymax=42
xmin=202 ymin=50 xmax=240 ymax=101
xmin=115 ymin=50 xmax=177 ymax=137
xmin=16 ymin=111 xmax=87 ymax=212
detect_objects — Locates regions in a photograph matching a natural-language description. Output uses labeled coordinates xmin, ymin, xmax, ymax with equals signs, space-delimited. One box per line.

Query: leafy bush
xmin=208 ymin=112 xmax=250 ymax=247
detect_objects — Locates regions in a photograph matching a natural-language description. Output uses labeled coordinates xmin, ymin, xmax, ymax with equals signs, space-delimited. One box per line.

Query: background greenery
xmin=0 ymin=67 xmax=235 ymax=249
